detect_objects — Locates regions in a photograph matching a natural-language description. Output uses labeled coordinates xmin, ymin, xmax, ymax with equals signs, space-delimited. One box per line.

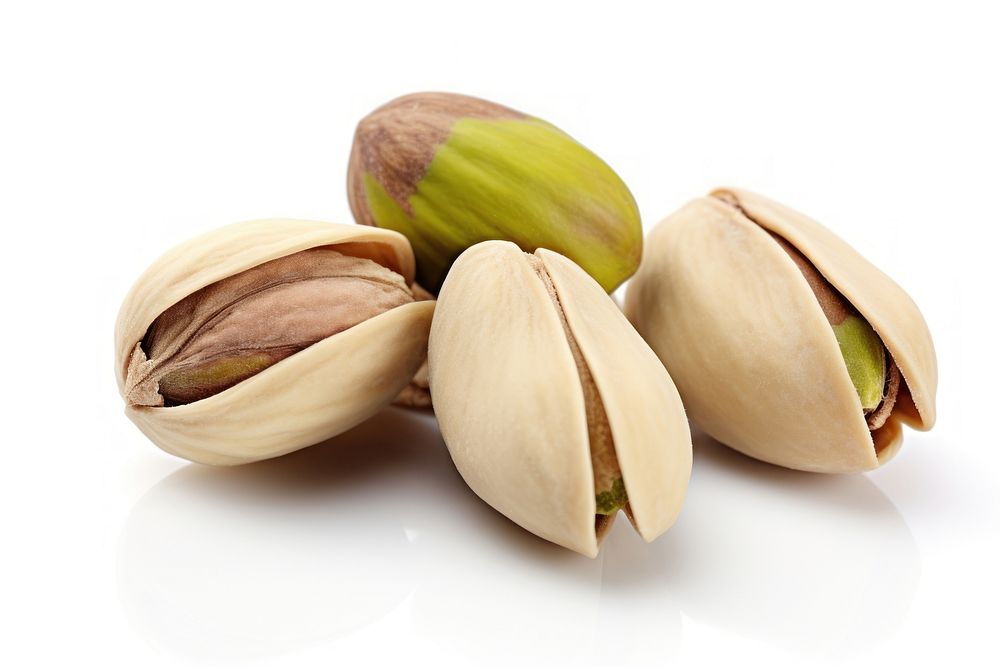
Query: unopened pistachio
xmin=624 ymin=188 xmax=937 ymax=473
xmin=429 ymin=241 xmax=691 ymax=556
xmin=115 ymin=219 xmax=435 ymax=465
xmin=348 ymin=92 xmax=642 ymax=294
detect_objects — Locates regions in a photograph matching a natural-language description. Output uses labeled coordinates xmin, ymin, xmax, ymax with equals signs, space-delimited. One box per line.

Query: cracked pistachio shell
xmin=428 ymin=241 xmax=691 ymax=557
xmin=624 ymin=188 xmax=937 ymax=473
xmin=347 ymin=92 xmax=642 ymax=294
xmin=114 ymin=219 xmax=435 ymax=465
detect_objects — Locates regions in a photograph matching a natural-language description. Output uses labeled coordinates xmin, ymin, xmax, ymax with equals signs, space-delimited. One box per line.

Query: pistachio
xmin=348 ymin=92 xmax=642 ymax=294
xmin=115 ymin=219 xmax=435 ymax=465
xmin=624 ymin=188 xmax=937 ymax=473
xmin=428 ymin=241 xmax=691 ymax=556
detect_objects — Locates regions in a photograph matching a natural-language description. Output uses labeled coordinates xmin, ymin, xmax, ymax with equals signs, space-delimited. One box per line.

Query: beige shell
xmin=114 ymin=219 xmax=435 ymax=465
xmin=624 ymin=188 xmax=937 ymax=473
xmin=428 ymin=241 xmax=691 ymax=557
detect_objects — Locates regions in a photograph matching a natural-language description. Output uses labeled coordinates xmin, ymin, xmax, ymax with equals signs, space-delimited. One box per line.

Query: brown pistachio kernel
xmin=125 ymin=248 xmax=414 ymax=407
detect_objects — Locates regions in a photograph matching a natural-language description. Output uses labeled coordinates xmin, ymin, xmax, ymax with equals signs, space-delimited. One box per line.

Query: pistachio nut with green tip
xmin=624 ymin=188 xmax=937 ymax=473
xmin=347 ymin=92 xmax=642 ymax=294
xmin=428 ymin=241 xmax=691 ymax=557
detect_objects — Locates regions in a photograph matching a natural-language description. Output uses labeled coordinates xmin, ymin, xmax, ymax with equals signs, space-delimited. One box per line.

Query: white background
xmin=1 ymin=1 xmax=997 ymax=665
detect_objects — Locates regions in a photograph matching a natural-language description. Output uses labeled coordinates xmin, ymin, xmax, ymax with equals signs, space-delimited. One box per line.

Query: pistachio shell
xmin=428 ymin=241 xmax=691 ymax=556
xmin=115 ymin=219 xmax=434 ymax=465
xmin=624 ymin=190 xmax=936 ymax=473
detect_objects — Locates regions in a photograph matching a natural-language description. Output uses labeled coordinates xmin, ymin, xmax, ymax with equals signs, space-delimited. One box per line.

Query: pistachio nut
xmin=624 ymin=188 xmax=937 ymax=473
xmin=428 ymin=241 xmax=692 ymax=556
xmin=347 ymin=92 xmax=642 ymax=294
xmin=115 ymin=219 xmax=435 ymax=465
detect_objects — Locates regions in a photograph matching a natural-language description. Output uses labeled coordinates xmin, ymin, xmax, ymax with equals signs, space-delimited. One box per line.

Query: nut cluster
xmin=116 ymin=92 xmax=937 ymax=555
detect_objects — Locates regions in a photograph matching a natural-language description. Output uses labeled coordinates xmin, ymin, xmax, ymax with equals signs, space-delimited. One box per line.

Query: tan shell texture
xmin=428 ymin=241 xmax=691 ymax=556
xmin=624 ymin=189 xmax=937 ymax=473
xmin=114 ymin=219 xmax=434 ymax=465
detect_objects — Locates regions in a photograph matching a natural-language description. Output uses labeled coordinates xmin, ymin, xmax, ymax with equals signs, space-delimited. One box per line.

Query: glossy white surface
xmin=117 ymin=415 xmax=924 ymax=664
xmin=2 ymin=1 xmax=997 ymax=665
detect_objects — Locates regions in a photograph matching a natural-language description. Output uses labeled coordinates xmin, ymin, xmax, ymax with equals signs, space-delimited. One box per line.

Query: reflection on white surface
xmin=404 ymin=458 xmax=683 ymax=665
xmin=660 ymin=429 xmax=921 ymax=657
xmin=119 ymin=410 xmax=919 ymax=663
xmin=118 ymin=408 xmax=433 ymax=662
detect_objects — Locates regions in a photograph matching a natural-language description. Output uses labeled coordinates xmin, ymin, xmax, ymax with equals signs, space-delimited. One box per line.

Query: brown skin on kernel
xmin=768 ymin=233 xmax=849 ymax=326
xmin=866 ymin=363 xmax=900 ymax=430
xmin=348 ymin=92 xmax=525 ymax=220
xmin=125 ymin=248 xmax=413 ymax=407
